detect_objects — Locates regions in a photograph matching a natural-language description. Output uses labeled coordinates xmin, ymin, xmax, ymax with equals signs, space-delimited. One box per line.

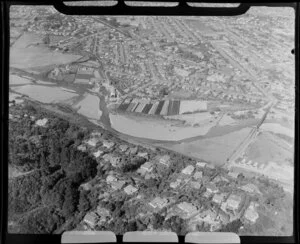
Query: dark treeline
xmin=8 ymin=104 xmax=98 ymax=233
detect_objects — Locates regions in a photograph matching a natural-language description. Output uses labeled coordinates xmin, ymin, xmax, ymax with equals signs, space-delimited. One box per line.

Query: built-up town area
xmin=8 ymin=5 xmax=294 ymax=236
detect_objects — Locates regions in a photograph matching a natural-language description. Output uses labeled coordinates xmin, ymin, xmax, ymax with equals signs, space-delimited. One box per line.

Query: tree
xmin=43 ymin=34 xmax=50 ymax=45
xmin=62 ymin=181 xmax=79 ymax=218
xmin=17 ymin=206 xmax=65 ymax=234
xmin=219 ymin=220 xmax=242 ymax=233
xmin=78 ymin=191 xmax=91 ymax=213
xmin=163 ymin=216 xmax=187 ymax=236
xmin=152 ymin=213 xmax=164 ymax=229
xmin=159 ymin=87 xmax=169 ymax=97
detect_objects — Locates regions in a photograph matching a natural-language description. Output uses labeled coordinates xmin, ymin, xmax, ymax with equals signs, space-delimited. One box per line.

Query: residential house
xmin=206 ymin=183 xmax=218 ymax=194
xmin=206 ymin=164 xmax=215 ymax=170
xmin=124 ymin=185 xmax=138 ymax=195
xmin=98 ymin=192 xmax=110 ymax=200
xmin=193 ymin=171 xmax=203 ymax=180
xmin=177 ymin=202 xmax=198 ymax=216
xmin=96 ymin=206 xmax=111 ymax=224
xmin=35 ymin=118 xmax=48 ymax=127
xmin=226 ymin=194 xmax=242 ymax=213
xmin=102 ymin=140 xmax=115 ymax=149
xmin=244 ymin=202 xmax=259 ymax=223
xmin=106 ymin=175 xmax=117 ymax=183
xmin=141 ymin=161 xmax=154 ymax=172
xmin=119 ymin=144 xmax=128 ymax=152
xmin=111 ymin=180 xmax=126 ymax=190
xmin=86 ymin=137 xmax=99 ymax=147
xmin=196 ymin=161 xmax=207 ymax=168
xmin=149 ymin=197 xmax=168 ymax=209
xmin=199 ymin=209 xmax=217 ymax=223
xmin=144 ymin=172 xmax=156 ymax=180
xmin=182 ymin=165 xmax=195 ymax=175
xmin=240 ymin=183 xmax=261 ymax=194
xmin=202 ymin=175 xmax=210 ymax=184
xmin=103 ymin=154 xmax=121 ymax=167
xmin=91 ymin=131 xmax=102 ymax=137
xmin=212 ymin=194 xmax=226 ymax=205
xmin=93 ymin=150 xmax=104 ymax=158
xmin=158 ymin=155 xmax=171 ymax=167
xmin=190 ymin=181 xmax=201 ymax=189
xmin=29 ymin=135 xmax=41 ymax=146
xmin=170 ymin=180 xmax=181 ymax=189
xmin=128 ymin=147 xmax=138 ymax=155
xmin=228 ymin=171 xmax=239 ymax=179
xmin=83 ymin=212 xmax=98 ymax=228
xmin=77 ymin=144 xmax=87 ymax=152
xmin=80 ymin=182 xmax=92 ymax=191
xmin=221 ymin=202 xmax=228 ymax=212
xmin=137 ymin=151 xmax=148 ymax=159
xmin=216 ymin=211 xmax=230 ymax=223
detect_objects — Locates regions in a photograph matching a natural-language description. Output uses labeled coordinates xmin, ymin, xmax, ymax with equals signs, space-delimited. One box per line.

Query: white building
xmin=35 ymin=118 xmax=48 ymax=127
xmin=178 ymin=202 xmax=198 ymax=215
xmin=149 ymin=197 xmax=168 ymax=209
xmin=77 ymin=144 xmax=87 ymax=152
xmin=226 ymin=194 xmax=242 ymax=212
xmin=193 ymin=171 xmax=203 ymax=180
xmin=181 ymin=165 xmax=195 ymax=175
xmin=93 ymin=150 xmax=104 ymax=158
xmin=244 ymin=203 xmax=259 ymax=223
xmin=86 ymin=137 xmax=99 ymax=147
xmin=141 ymin=161 xmax=154 ymax=172
xmin=83 ymin=212 xmax=98 ymax=228
xmin=196 ymin=161 xmax=207 ymax=168
xmin=119 ymin=144 xmax=128 ymax=152
xmin=158 ymin=155 xmax=171 ymax=167
xmin=106 ymin=175 xmax=117 ymax=183
xmin=124 ymin=185 xmax=138 ymax=195
xmin=102 ymin=140 xmax=115 ymax=149
xmin=170 ymin=180 xmax=181 ymax=189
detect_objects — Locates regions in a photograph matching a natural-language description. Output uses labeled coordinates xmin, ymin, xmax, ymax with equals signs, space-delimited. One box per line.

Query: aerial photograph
xmin=8 ymin=4 xmax=294 ymax=236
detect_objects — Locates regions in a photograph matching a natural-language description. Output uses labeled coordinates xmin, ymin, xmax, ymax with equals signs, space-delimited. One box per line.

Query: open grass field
xmin=167 ymin=128 xmax=251 ymax=165
xmin=10 ymin=74 xmax=33 ymax=85
xmin=11 ymin=84 xmax=78 ymax=104
xmin=244 ymin=131 xmax=293 ymax=165
xmin=109 ymin=112 xmax=216 ymax=141
xmin=260 ymin=123 xmax=294 ymax=138
xmin=165 ymin=112 xmax=215 ymax=126
xmin=162 ymin=127 xmax=252 ymax=165
xmin=10 ymin=32 xmax=81 ymax=71
xmin=73 ymin=93 xmax=102 ymax=120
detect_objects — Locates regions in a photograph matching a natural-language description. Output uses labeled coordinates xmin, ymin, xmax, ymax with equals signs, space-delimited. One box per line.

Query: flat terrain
xmin=11 ymin=85 xmax=79 ymax=103
xmin=244 ymin=132 xmax=293 ymax=164
xmin=73 ymin=93 xmax=102 ymax=120
xmin=163 ymin=127 xmax=252 ymax=165
xmin=10 ymin=74 xmax=33 ymax=85
xmin=10 ymin=33 xmax=81 ymax=72
xmin=109 ymin=113 xmax=216 ymax=141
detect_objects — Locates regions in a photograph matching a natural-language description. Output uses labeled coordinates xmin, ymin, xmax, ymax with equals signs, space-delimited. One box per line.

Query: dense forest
xmin=8 ymin=103 xmax=99 ymax=233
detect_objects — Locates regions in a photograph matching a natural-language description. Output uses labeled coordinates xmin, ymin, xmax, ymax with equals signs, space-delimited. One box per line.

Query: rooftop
xmin=196 ymin=161 xmax=207 ymax=168
xmin=124 ymin=185 xmax=138 ymax=195
xmin=177 ymin=202 xmax=198 ymax=214
xmin=182 ymin=165 xmax=195 ymax=175
xmin=35 ymin=118 xmax=48 ymax=127
xmin=193 ymin=171 xmax=203 ymax=180
xmin=86 ymin=137 xmax=99 ymax=147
